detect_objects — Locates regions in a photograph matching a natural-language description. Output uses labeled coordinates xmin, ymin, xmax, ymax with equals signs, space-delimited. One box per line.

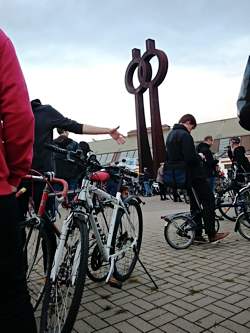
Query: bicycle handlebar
xmin=19 ymin=174 xmax=68 ymax=200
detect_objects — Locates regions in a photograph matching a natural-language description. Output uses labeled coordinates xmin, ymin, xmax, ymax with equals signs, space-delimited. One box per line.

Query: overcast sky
xmin=1 ymin=0 xmax=250 ymax=141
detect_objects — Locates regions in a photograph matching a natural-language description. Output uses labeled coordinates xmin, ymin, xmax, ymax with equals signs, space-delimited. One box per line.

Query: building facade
xmin=88 ymin=118 xmax=250 ymax=173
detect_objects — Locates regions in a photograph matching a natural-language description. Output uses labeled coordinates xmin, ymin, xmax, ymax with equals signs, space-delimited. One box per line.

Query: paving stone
xmin=132 ymin=299 xmax=156 ymax=311
xmin=172 ymin=318 xmax=203 ymax=333
xmin=184 ymin=308 xmax=211 ymax=322
xmin=221 ymin=319 xmax=250 ymax=333
xmin=105 ymin=310 xmax=133 ymax=325
xmin=172 ymin=299 xmax=198 ymax=312
xmin=121 ymin=302 xmax=146 ymax=315
xmin=223 ymin=293 xmax=246 ymax=304
xmin=149 ymin=312 xmax=177 ymax=326
xmin=159 ymin=323 xmax=188 ymax=332
xmin=230 ymin=310 xmax=250 ymax=325
xmin=74 ymin=320 xmax=95 ymax=333
xmin=128 ymin=316 xmax=155 ymax=332
xmin=213 ymin=300 xmax=244 ymax=314
xmin=140 ymin=308 xmax=167 ymax=321
xmin=115 ymin=321 xmax=142 ymax=333
xmin=192 ymin=296 xmax=216 ymax=307
xmin=196 ymin=313 xmax=224 ymax=329
xmin=83 ymin=314 xmax=109 ymax=330
xmin=162 ymin=303 xmax=188 ymax=317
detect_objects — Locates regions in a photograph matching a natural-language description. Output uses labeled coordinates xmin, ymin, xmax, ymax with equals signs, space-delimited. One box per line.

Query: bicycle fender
xmin=123 ymin=195 xmax=144 ymax=205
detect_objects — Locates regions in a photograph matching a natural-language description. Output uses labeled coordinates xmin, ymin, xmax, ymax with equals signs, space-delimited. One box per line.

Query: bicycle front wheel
xmin=164 ymin=215 xmax=195 ymax=249
xmin=111 ymin=198 xmax=143 ymax=282
xmin=237 ymin=212 xmax=250 ymax=240
xmin=40 ymin=217 xmax=88 ymax=333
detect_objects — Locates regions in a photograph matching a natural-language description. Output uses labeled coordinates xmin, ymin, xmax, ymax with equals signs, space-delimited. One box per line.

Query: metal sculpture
xmin=125 ymin=39 xmax=168 ymax=176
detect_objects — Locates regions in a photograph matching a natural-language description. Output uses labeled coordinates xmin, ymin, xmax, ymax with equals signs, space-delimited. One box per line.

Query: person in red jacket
xmin=0 ymin=29 xmax=37 ymax=332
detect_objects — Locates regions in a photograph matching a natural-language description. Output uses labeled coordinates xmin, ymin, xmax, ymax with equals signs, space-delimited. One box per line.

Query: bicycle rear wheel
xmin=217 ymin=188 xmax=237 ymax=221
xmin=40 ymin=217 xmax=88 ymax=333
xmin=111 ymin=198 xmax=143 ymax=282
xmin=87 ymin=204 xmax=112 ymax=282
xmin=164 ymin=215 xmax=195 ymax=249
xmin=22 ymin=219 xmax=54 ymax=310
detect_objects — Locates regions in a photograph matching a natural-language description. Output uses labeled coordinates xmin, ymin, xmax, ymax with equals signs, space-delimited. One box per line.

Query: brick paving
xmin=42 ymin=196 xmax=250 ymax=332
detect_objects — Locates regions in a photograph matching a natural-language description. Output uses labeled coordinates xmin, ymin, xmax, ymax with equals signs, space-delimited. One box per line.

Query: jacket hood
xmin=172 ymin=124 xmax=189 ymax=132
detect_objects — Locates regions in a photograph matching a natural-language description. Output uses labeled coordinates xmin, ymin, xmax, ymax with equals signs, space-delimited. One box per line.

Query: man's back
xmin=166 ymin=124 xmax=205 ymax=180
xmin=31 ymin=100 xmax=82 ymax=172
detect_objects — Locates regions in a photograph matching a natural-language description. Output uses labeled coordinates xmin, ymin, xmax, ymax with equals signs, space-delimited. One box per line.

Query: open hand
xmin=110 ymin=126 xmax=126 ymax=144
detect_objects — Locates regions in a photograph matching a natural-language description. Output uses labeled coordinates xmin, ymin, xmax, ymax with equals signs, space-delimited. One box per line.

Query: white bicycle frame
xmin=50 ymin=176 xmax=138 ymax=284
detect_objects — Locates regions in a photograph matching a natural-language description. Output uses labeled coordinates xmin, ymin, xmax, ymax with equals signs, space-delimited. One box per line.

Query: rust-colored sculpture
xmin=125 ymin=39 xmax=168 ymax=177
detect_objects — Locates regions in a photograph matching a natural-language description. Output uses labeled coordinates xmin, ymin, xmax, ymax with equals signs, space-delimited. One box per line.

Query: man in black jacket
xmin=31 ymin=99 xmax=125 ymax=173
xmin=166 ymin=114 xmax=229 ymax=243
xmin=228 ymin=136 xmax=250 ymax=183
xmin=196 ymin=136 xmax=218 ymax=192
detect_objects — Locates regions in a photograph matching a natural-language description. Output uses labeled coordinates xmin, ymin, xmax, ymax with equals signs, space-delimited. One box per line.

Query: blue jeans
xmin=143 ymin=181 xmax=152 ymax=196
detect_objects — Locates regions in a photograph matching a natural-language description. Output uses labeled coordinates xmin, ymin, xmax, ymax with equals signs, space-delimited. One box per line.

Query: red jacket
xmin=0 ymin=29 xmax=34 ymax=195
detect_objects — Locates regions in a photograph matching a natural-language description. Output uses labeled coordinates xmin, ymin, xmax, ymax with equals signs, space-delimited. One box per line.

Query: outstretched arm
xmin=82 ymin=124 xmax=125 ymax=144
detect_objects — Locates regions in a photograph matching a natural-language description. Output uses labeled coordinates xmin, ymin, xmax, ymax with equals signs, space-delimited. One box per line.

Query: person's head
xmin=57 ymin=128 xmax=69 ymax=136
xmin=78 ymin=141 xmax=91 ymax=155
xmin=178 ymin=114 xmax=197 ymax=132
xmin=204 ymin=135 xmax=214 ymax=146
xmin=31 ymin=99 xmax=42 ymax=109
xmin=230 ymin=136 xmax=240 ymax=147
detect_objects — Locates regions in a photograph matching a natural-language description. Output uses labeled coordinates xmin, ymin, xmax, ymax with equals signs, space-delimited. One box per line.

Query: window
xmin=106 ymin=153 xmax=114 ymax=164
xmin=119 ymin=151 xmax=128 ymax=161
xmin=218 ymin=138 xmax=230 ymax=153
xmin=127 ymin=150 xmax=136 ymax=158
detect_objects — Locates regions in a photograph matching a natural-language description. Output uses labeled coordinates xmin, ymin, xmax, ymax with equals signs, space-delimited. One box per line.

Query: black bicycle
xmin=162 ymin=186 xmax=250 ymax=249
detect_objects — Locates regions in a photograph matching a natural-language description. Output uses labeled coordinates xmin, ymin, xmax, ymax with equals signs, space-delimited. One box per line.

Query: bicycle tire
xmin=164 ymin=215 xmax=195 ymax=249
xmin=217 ymin=188 xmax=237 ymax=221
xmin=87 ymin=204 xmax=112 ymax=282
xmin=237 ymin=212 xmax=250 ymax=240
xmin=40 ymin=217 xmax=88 ymax=333
xmin=22 ymin=220 xmax=54 ymax=311
xmin=111 ymin=198 xmax=143 ymax=282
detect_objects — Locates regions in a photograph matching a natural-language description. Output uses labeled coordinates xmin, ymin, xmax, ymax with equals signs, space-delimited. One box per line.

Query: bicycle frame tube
xmin=50 ymin=212 xmax=73 ymax=281
xmin=78 ymin=179 xmax=130 ymax=260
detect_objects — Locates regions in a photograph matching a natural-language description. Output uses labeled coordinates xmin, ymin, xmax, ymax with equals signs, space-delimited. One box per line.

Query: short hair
xmin=178 ymin=114 xmax=197 ymax=128
xmin=57 ymin=128 xmax=65 ymax=135
xmin=204 ymin=135 xmax=213 ymax=141
xmin=231 ymin=136 xmax=240 ymax=144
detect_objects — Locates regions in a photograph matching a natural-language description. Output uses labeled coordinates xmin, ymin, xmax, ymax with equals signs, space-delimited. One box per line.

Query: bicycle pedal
xmin=107 ymin=277 xmax=122 ymax=289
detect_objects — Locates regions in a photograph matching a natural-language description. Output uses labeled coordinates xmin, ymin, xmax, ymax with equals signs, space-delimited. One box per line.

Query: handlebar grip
xmin=44 ymin=143 xmax=68 ymax=155
xmin=51 ymin=178 xmax=68 ymax=200
xmin=123 ymin=169 xmax=138 ymax=178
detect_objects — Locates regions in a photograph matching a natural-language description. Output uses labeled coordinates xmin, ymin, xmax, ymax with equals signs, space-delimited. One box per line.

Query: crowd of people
xmin=1 ymin=27 xmax=250 ymax=332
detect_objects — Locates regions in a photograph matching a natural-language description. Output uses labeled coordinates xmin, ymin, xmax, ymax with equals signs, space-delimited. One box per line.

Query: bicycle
xmin=40 ymin=144 xmax=143 ymax=333
xmin=162 ymin=186 xmax=250 ymax=250
xmin=17 ymin=172 xmax=68 ymax=310
xmin=215 ymin=171 xmax=250 ymax=222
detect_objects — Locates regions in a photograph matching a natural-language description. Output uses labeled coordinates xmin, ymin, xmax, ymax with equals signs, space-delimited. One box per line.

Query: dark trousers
xmin=188 ymin=178 xmax=216 ymax=238
xmin=158 ymin=182 xmax=166 ymax=199
xmin=0 ymin=194 xmax=37 ymax=332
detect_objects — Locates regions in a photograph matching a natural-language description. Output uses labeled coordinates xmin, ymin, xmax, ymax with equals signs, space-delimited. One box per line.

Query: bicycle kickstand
xmin=133 ymin=246 xmax=158 ymax=289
